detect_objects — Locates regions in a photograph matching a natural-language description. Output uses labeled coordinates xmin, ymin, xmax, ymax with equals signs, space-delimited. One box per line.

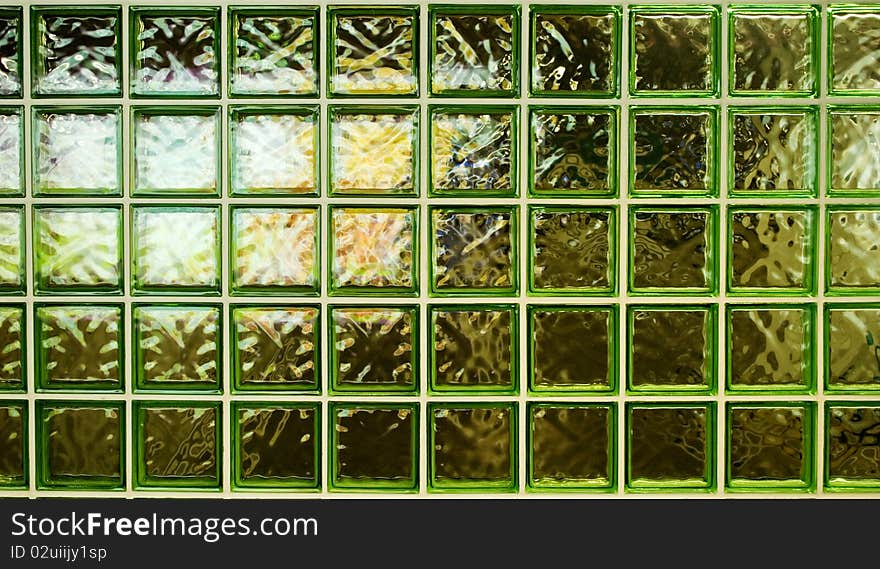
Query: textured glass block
xmin=727 ymin=404 xmax=814 ymax=491
xmin=330 ymin=306 xmax=417 ymax=393
xmin=329 ymin=7 xmax=417 ymax=96
xmin=630 ymin=7 xmax=718 ymax=96
xmin=231 ymin=306 xmax=319 ymax=393
xmin=33 ymin=206 xmax=122 ymax=294
xmin=31 ymin=7 xmax=121 ymax=96
xmin=430 ymin=6 xmax=519 ymax=96
xmin=529 ymin=206 xmax=614 ymax=294
xmin=630 ymin=207 xmax=716 ymax=294
xmin=33 ymin=107 xmax=121 ymax=195
xmin=530 ymin=7 xmax=618 ymax=96
xmin=133 ymin=304 xmax=221 ymax=392
xmin=132 ymin=206 xmax=220 ymax=295
xmin=231 ymin=207 xmax=318 ymax=295
xmin=529 ymin=106 xmax=616 ymax=197
xmin=131 ymin=8 xmax=220 ymax=97
xmin=431 ymin=207 xmax=517 ymax=295
xmin=728 ymin=208 xmax=815 ymax=295
xmin=430 ymin=106 xmax=516 ymax=196
xmin=630 ymin=107 xmax=717 ymax=196
xmin=133 ymin=108 xmax=219 ymax=196
xmin=628 ymin=306 xmax=715 ymax=394
xmin=135 ymin=402 xmax=220 ymax=489
xmin=827 ymin=208 xmax=880 ymax=292
xmin=828 ymin=108 xmax=880 ymax=195
xmin=0 ymin=403 xmax=25 ymax=487
xmin=729 ymin=7 xmax=817 ymax=96
xmin=0 ymin=109 xmax=23 ymax=195
xmin=0 ymin=306 xmax=23 ymax=391
xmin=37 ymin=402 xmax=123 ymax=489
xmin=627 ymin=404 xmax=714 ymax=491
xmin=230 ymin=107 xmax=318 ymax=196
xmin=530 ymin=306 xmax=615 ymax=393
xmin=430 ymin=404 xmax=516 ymax=491
xmin=826 ymin=405 xmax=880 ymax=489
xmin=331 ymin=404 xmax=417 ymax=491
xmin=830 ymin=7 xmax=880 ymax=95
xmin=229 ymin=8 xmax=318 ymax=97
xmin=727 ymin=305 xmax=813 ymax=393
xmin=233 ymin=404 xmax=319 ymax=490
xmin=330 ymin=106 xmax=418 ymax=195
xmin=0 ymin=207 xmax=23 ymax=293
xmin=430 ymin=304 xmax=516 ymax=394
xmin=330 ymin=206 xmax=417 ymax=295
xmin=729 ymin=107 xmax=817 ymax=196
xmin=529 ymin=404 xmax=614 ymax=491
xmin=36 ymin=304 xmax=122 ymax=391
xmin=0 ymin=10 xmax=21 ymax=97
xmin=826 ymin=305 xmax=880 ymax=392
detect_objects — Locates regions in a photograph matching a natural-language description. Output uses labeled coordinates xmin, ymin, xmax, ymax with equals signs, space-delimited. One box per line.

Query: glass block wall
xmin=0 ymin=0 xmax=878 ymax=496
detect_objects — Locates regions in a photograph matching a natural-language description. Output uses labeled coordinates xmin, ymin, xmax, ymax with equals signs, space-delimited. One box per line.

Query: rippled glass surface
xmin=728 ymin=405 xmax=812 ymax=489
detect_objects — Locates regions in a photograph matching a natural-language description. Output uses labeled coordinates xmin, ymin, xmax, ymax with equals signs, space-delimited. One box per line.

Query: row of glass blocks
xmin=2 ymin=5 xmax=880 ymax=98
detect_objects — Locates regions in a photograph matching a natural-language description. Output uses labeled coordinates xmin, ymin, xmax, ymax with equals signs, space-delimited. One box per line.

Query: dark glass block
xmin=827 ymin=405 xmax=880 ymax=487
xmin=235 ymin=405 xmax=318 ymax=489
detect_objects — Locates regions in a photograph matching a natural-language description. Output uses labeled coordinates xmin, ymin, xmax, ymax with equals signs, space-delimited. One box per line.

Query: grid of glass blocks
xmin=0 ymin=2 xmax=877 ymax=497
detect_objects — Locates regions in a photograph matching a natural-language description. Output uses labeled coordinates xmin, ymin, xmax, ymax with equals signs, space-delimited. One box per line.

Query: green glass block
xmin=826 ymin=207 xmax=880 ymax=294
xmin=429 ymin=403 xmax=517 ymax=492
xmin=33 ymin=106 xmax=122 ymax=196
xmin=330 ymin=403 xmax=418 ymax=492
xmin=228 ymin=7 xmax=318 ymax=97
xmin=726 ymin=403 xmax=815 ymax=492
xmin=134 ymin=401 xmax=221 ymax=490
xmin=0 ymin=402 xmax=26 ymax=488
xmin=329 ymin=206 xmax=417 ymax=296
xmin=328 ymin=7 xmax=418 ymax=96
xmin=529 ymin=206 xmax=615 ymax=295
xmin=728 ymin=207 xmax=816 ymax=296
xmin=0 ymin=206 xmax=24 ymax=294
xmin=33 ymin=205 xmax=122 ymax=295
xmin=330 ymin=305 xmax=417 ymax=394
xmin=0 ymin=9 xmax=22 ymax=98
xmin=0 ymin=107 xmax=23 ymax=196
xmin=627 ymin=305 xmax=716 ymax=394
xmin=530 ymin=5 xmax=619 ymax=97
xmin=232 ymin=403 xmax=320 ymax=491
xmin=0 ymin=305 xmax=24 ymax=392
xmin=629 ymin=5 xmax=719 ymax=97
xmin=30 ymin=6 xmax=122 ymax=97
xmin=35 ymin=304 xmax=122 ymax=392
xmin=829 ymin=6 xmax=880 ymax=96
xmin=429 ymin=5 xmax=519 ymax=96
xmin=529 ymin=305 xmax=616 ymax=394
xmin=826 ymin=403 xmax=880 ymax=490
xmin=825 ymin=303 xmax=880 ymax=393
xmin=528 ymin=105 xmax=617 ymax=197
xmin=528 ymin=403 xmax=615 ymax=492
xmin=231 ymin=305 xmax=319 ymax=394
xmin=629 ymin=206 xmax=718 ymax=295
xmin=230 ymin=106 xmax=318 ymax=196
xmin=430 ymin=304 xmax=517 ymax=395
xmin=430 ymin=206 xmax=518 ymax=296
xmin=132 ymin=206 xmax=220 ymax=295
xmin=230 ymin=206 xmax=319 ymax=295
xmin=726 ymin=304 xmax=815 ymax=394
xmin=329 ymin=105 xmax=418 ymax=196
xmin=630 ymin=106 xmax=718 ymax=197
xmin=37 ymin=401 xmax=124 ymax=490
xmin=828 ymin=106 xmax=880 ymax=196
xmin=429 ymin=105 xmax=518 ymax=197
xmin=627 ymin=403 xmax=715 ymax=492
xmin=729 ymin=6 xmax=818 ymax=97
xmin=132 ymin=106 xmax=220 ymax=197
xmin=130 ymin=7 xmax=220 ymax=98
xmin=728 ymin=106 xmax=818 ymax=197
xmin=133 ymin=304 xmax=221 ymax=393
